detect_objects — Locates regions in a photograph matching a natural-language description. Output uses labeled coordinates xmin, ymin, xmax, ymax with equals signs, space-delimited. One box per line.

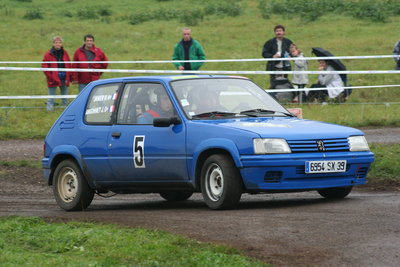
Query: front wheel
xmin=53 ymin=159 xmax=94 ymax=211
xmin=159 ymin=191 xmax=193 ymax=201
xmin=201 ymin=154 xmax=242 ymax=210
xmin=318 ymin=186 xmax=353 ymax=199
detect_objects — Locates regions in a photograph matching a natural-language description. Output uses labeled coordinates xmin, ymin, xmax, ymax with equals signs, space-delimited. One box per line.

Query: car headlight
xmin=348 ymin=136 xmax=370 ymax=151
xmin=253 ymin=138 xmax=291 ymax=154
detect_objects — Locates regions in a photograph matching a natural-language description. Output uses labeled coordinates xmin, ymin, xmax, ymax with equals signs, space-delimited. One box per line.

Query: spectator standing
xmin=42 ymin=36 xmax=71 ymax=111
xmin=393 ymin=40 xmax=400 ymax=70
xmin=289 ymin=43 xmax=308 ymax=102
xmin=172 ymin=28 xmax=206 ymax=71
xmin=72 ymin=34 xmax=108 ymax=92
xmin=262 ymin=24 xmax=293 ymax=89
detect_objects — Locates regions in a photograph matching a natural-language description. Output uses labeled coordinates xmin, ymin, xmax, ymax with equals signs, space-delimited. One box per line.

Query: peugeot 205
xmin=42 ymin=75 xmax=374 ymax=210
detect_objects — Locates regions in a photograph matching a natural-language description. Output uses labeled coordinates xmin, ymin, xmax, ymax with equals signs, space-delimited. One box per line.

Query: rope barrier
xmin=1 ymin=84 xmax=399 ymax=100
xmin=1 ymin=66 xmax=400 ymax=75
xmin=0 ymin=54 xmax=398 ymax=64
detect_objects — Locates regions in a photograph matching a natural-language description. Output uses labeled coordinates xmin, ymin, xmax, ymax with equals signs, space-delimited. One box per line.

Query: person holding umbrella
xmin=308 ymin=60 xmax=345 ymax=102
xmin=309 ymin=47 xmax=348 ymax=103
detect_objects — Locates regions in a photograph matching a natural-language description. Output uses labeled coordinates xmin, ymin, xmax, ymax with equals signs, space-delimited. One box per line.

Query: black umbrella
xmin=312 ymin=47 xmax=346 ymax=71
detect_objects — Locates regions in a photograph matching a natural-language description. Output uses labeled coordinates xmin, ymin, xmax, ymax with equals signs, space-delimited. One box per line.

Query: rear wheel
xmin=159 ymin=191 xmax=193 ymax=201
xmin=53 ymin=159 xmax=94 ymax=211
xmin=318 ymin=186 xmax=353 ymax=199
xmin=201 ymin=154 xmax=242 ymax=210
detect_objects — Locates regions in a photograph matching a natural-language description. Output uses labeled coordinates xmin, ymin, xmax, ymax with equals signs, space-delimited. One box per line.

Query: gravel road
xmin=0 ymin=128 xmax=399 ymax=266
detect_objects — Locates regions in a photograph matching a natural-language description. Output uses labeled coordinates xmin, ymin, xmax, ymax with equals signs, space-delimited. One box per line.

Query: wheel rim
xmin=57 ymin=167 xmax=78 ymax=203
xmin=205 ymin=163 xmax=224 ymax=201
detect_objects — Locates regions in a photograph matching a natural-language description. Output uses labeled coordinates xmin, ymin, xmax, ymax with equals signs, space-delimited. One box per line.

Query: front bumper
xmin=42 ymin=157 xmax=51 ymax=184
xmin=239 ymin=151 xmax=374 ymax=191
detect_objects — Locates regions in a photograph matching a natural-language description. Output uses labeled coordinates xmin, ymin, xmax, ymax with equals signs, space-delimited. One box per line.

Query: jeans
xmin=47 ymin=81 xmax=68 ymax=111
xmin=79 ymin=83 xmax=89 ymax=93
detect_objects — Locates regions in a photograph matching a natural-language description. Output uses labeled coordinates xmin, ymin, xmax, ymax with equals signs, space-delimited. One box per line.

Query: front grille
xmin=287 ymin=138 xmax=349 ymax=153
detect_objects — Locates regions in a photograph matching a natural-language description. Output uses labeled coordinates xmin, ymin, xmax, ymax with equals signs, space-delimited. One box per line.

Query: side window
xmin=117 ymin=83 xmax=175 ymax=125
xmin=85 ymin=83 xmax=120 ymax=124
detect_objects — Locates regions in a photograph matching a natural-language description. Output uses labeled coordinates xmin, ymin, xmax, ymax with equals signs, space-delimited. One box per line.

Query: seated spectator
xmin=308 ymin=60 xmax=345 ymax=103
xmin=137 ymin=90 xmax=174 ymax=124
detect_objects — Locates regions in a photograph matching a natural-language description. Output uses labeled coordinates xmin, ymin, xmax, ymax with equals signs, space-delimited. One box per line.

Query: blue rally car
xmin=42 ymin=75 xmax=374 ymax=210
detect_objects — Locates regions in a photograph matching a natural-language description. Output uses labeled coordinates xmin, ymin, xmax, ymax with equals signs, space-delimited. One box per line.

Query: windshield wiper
xmin=192 ymin=111 xmax=237 ymax=119
xmin=239 ymin=109 xmax=276 ymax=117
xmin=239 ymin=109 xmax=295 ymax=117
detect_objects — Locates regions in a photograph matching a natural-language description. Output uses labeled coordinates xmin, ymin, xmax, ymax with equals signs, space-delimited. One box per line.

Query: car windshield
xmin=170 ymin=78 xmax=290 ymax=119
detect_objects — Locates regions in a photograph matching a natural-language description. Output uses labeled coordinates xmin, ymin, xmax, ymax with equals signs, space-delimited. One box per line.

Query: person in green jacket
xmin=172 ymin=27 xmax=206 ymax=71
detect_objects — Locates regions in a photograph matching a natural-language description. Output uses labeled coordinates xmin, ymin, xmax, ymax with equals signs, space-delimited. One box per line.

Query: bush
xmin=129 ymin=11 xmax=152 ymax=25
xmin=180 ymin=9 xmax=204 ymax=26
xmin=258 ymin=0 xmax=394 ymax=23
xmin=258 ymin=0 xmax=270 ymax=19
xmin=98 ymin=6 xmax=112 ymax=17
xmin=76 ymin=8 xmax=99 ymax=20
xmin=204 ymin=2 xmax=242 ymax=17
xmin=346 ymin=0 xmax=388 ymax=23
xmin=62 ymin=10 xmax=73 ymax=17
xmin=23 ymin=8 xmax=43 ymax=20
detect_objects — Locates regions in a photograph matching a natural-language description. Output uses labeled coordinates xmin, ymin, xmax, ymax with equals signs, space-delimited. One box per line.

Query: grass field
xmin=1 ymin=0 xmax=400 ymax=97
xmin=0 ymin=216 xmax=265 ymax=267
xmin=1 ymin=0 xmax=400 ymax=137
xmin=1 ymin=0 xmax=400 ymax=134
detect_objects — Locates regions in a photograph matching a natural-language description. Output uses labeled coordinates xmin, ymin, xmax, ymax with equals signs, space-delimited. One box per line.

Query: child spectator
xmin=289 ymin=43 xmax=308 ymax=103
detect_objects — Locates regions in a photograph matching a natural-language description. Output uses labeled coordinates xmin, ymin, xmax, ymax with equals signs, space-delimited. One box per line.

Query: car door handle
xmin=111 ymin=132 xmax=121 ymax=138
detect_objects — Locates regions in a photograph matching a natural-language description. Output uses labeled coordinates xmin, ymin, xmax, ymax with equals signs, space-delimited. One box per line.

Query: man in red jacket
xmin=42 ymin=36 xmax=71 ymax=111
xmin=72 ymin=34 xmax=108 ymax=92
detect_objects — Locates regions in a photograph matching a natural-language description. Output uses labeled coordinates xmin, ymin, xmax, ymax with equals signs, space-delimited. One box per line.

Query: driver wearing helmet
xmin=137 ymin=89 xmax=174 ymax=124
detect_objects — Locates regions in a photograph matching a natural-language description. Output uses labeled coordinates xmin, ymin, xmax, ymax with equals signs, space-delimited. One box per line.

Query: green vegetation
xmin=0 ymin=160 xmax=41 ymax=168
xmin=0 ymin=216 xmax=265 ymax=267
xmin=0 ymin=0 xmax=400 ymax=138
xmin=258 ymin=0 xmax=400 ymax=22
xmin=368 ymin=144 xmax=400 ymax=185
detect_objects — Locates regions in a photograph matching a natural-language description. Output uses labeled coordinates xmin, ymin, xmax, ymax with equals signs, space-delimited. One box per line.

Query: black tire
xmin=159 ymin=191 xmax=193 ymax=201
xmin=318 ymin=186 xmax=353 ymax=199
xmin=53 ymin=159 xmax=94 ymax=211
xmin=200 ymin=154 xmax=243 ymax=210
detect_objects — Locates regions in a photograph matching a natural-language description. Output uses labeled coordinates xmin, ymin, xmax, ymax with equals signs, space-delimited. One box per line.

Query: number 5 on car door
xmin=134 ymin=135 xmax=145 ymax=168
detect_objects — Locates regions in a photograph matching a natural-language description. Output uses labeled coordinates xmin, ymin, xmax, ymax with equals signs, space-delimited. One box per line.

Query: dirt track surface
xmin=1 ymin=128 xmax=400 ymax=266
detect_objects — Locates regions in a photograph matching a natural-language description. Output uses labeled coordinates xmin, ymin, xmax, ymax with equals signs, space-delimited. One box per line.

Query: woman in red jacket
xmin=42 ymin=36 xmax=71 ymax=111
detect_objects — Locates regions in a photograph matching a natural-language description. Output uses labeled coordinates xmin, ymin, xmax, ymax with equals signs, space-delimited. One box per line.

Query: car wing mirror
xmin=153 ymin=116 xmax=181 ymax=127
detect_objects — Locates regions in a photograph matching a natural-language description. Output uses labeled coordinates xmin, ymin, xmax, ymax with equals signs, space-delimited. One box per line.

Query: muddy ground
xmin=1 ymin=128 xmax=400 ymax=266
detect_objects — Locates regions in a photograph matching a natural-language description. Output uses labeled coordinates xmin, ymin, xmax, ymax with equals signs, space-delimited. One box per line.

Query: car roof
xmin=88 ymin=75 xmax=249 ymax=86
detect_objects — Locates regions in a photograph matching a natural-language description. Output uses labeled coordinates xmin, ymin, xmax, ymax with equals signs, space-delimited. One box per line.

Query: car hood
xmin=193 ymin=117 xmax=364 ymax=139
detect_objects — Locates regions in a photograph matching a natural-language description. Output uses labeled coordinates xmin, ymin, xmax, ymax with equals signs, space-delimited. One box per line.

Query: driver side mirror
xmin=153 ymin=116 xmax=181 ymax=127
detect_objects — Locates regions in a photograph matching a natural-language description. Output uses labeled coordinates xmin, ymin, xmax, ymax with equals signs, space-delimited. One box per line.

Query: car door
xmin=107 ymin=82 xmax=188 ymax=182
xmin=79 ymin=82 xmax=121 ymax=182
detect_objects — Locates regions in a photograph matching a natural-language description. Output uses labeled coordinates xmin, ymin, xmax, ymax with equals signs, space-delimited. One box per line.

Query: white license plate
xmin=305 ymin=160 xmax=347 ymax=174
